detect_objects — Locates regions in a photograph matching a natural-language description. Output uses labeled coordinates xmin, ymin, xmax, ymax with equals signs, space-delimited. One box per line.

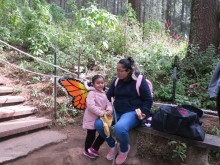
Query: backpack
xmin=114 ymin=75 xmax=153 ymax=97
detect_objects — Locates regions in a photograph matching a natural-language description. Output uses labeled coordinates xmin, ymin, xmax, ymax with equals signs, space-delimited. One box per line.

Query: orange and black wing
xmin=58 ymin=77 xmax=88 ymax=110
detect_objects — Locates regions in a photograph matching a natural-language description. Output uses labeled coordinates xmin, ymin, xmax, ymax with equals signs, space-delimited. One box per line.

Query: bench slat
xmin=136 ymin=127 xmax=220 ymax=150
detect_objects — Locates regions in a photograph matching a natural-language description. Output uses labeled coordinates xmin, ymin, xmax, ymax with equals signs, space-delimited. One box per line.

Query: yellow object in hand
xmin=100 ymin=114 xmax=113 ymax=138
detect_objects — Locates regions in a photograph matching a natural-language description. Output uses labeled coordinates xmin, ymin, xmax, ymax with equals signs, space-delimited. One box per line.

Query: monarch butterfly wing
xmin=58 ymin=77 xmax=88 ymax=110
xmin=73 ymin=92 xmax=88 ymax=110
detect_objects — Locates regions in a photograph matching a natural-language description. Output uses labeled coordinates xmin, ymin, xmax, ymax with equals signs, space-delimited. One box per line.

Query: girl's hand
xmin=104 ymin=110 xmax=112 ymax=116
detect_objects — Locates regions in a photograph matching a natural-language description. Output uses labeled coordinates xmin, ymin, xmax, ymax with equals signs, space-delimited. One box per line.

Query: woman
xmin=95 ymin=56 xmax=153 ymax=164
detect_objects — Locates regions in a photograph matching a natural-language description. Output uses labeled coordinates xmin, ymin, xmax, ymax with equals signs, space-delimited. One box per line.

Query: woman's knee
xmin=114 ymin=123 xmax=127 ymax=136
xmin=94 ymin=119 xmax=103 ymax=130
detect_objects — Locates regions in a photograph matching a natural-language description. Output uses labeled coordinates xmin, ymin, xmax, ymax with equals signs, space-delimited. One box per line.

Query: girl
xmin=82 ymin=75 xmax=113 ymax=158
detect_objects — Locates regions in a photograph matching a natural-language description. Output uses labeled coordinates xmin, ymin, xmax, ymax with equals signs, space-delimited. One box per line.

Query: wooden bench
xmin=127 ymin=127 xmax=220 ymax=165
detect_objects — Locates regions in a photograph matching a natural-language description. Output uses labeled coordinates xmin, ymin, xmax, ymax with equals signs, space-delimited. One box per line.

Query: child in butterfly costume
xmin=82 ymin=75 xmax=113 ymax=158
xmin=58 ymin=75 xmax=113 ymax=159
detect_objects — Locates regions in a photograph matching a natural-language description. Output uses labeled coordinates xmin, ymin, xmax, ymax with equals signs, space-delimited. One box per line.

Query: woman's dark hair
xmin=118 ymin=57 xmax=134 ymax=71
xmin=118 ymin=56 xmax=140 ymax=80
xmin=118 ymin=56 xmax=135 ymax=72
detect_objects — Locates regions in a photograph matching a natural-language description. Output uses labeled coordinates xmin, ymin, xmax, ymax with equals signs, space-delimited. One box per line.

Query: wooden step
xmin=0 ymin=96 xmax=25 ymax=106
xmin=0 ymin=86 xmax=13 ymax=95
xmin=0 ymin=117 xmax=52 ymax=138
xmin=0 ymin=130 xmax=67 ymax=164
xmin=0 ymin=105 xmax=37 ymax=119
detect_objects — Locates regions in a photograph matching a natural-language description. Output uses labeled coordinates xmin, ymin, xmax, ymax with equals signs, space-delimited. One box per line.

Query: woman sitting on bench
xmin=95 ymin=56 xmax=153 ymax=164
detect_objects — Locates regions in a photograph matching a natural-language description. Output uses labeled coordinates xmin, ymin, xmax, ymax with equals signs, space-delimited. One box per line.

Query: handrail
xmin=0 ymin=39 xmax=77 ymax=77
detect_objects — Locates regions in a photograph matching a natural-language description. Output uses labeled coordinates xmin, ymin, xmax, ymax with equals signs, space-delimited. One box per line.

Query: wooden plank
xmin=0 ymin=105 xmax=37 ymax=119
xmin=0 ymin=86 xmax=13 ymax=95
xmin=136 ymin=127 xmax=220 ymax=150
xmin=0 ymin=96 xmax=25 ymax=105
xmin=0 ymin=117 xmax=52 ymax=138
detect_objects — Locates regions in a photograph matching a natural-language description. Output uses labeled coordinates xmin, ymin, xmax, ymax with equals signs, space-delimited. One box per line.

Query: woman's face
xmin=117 ymin=63 xmax=130 ymax=80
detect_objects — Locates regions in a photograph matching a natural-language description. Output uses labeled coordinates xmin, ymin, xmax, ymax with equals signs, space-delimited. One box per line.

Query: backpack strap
xmin=146 ymin=79 xmax=153 ymax=97
xmin=136 ymin=75 xmax=143 ymax=96
xmin=136 ymin=75 xmax=153 ymax=97
xmin=115 ymin=75 xmax=153 ymax=97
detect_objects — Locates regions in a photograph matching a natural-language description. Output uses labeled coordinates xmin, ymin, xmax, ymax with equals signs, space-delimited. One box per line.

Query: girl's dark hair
xmin=92 ymin=74 xmax=105 ymax=84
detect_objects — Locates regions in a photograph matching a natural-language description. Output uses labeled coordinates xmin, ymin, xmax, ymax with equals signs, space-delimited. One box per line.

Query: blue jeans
xmin=95 ymin=111 xmax=141 ymax=153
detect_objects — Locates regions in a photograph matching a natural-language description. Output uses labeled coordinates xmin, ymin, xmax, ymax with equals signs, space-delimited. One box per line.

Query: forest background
xmin=1 ymin=0 xmax=220 ymax=164
xmin=1 ymin=0 xmax=219 ymax=110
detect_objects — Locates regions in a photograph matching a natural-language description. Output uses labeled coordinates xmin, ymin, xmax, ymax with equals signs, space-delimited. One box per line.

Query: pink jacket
xmin=82 ymin=89 xmax=112 ymax=129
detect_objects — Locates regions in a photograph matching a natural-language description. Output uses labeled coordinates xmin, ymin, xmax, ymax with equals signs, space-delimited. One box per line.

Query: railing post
xmin=54 ymin=44 xmax=57 ymax=119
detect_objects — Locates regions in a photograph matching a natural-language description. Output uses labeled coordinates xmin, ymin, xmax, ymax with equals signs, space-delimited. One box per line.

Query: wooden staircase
xmin=0 ymin=84 xmax=52 ymax=139
xmin=0 ymin=83 xmax=67 ymax=164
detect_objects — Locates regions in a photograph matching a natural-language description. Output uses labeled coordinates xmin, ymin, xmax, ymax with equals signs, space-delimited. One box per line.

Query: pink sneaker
xmin=106 ymin=147 xmax=116 ymax=160
xmin=83 ymin=150 xmax=96 ymax=159
xmin=116 ymin=145 xmax=130 ymax=165
xmin=88 ymin=147 xmax=100 ymax=156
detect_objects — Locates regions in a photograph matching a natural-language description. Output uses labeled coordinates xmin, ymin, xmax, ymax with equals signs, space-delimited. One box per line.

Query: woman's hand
xmin=135 ymin=109 xmax=146 ymax=120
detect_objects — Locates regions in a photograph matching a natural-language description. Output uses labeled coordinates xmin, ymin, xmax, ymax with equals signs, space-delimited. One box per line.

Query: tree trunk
xmin=142 ymin=0 xmax=147 ymax=40
xmin=113 ymin=0 xmax=116 ymax=15
xmin=166 ymin=0 xmax=172 ymax=32
xmin=161 ymin=0 xmax=166 ymax=21
xmin=104 ymin=0 xmax=108 ymax=10
xmin=172 ymin=0 xmax=176 ymax=33
xmin=128 ymin=0 xmax=141 ymax=22
xmin=46 ymin=0 xmax=52 ymax=3
xmin=117 ymin=0 xmax=120 ymax=15
xmin=180 ymin=0 xmax=185 ymax=33
xmin=189 ymin=0 xmax=220 ymax=52
xmin=149 ymin=0 xmax=153 ymax=19
xmin=60 ymin=0 xmax=63 ymax=8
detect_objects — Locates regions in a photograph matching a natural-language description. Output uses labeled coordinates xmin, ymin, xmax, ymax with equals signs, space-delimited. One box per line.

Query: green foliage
xmin=40 ymin=97 xmax=53 ymax=109
xmin=209 ymin=150 xmax=220 ymax=162
xmin=80 ymin=4 xmax=118 ymax=30
xmin=120 ymin=3 xmax=139 ymax=25
xmin=210 ymin=127 xmax=220 ymax=136
xmin=31 ymin=89 xmax=41 ymax=97
xmin=144 ymin=19 xmax=164 ymax=39
xmin=181 ymin=44 xmax=217 ymax=80
xmin=56 ymin=118 xmax=66 ymax=127
xmin=178 ymin=44 xmax=219 ymax=108
xmin=168 ymin=140 xmax=187 ymax=162
xmin=0 ymin=1 xmax=219 ymax=111
xmin=49 ymin=3 xmax=65 ymax=23
xmin=56 ymin=103 xmax=68 ymax=118
xmin=14 ymin=87 xmax=23 ymax=94
xmin=0 ymin=27 xmax=11 ymax=42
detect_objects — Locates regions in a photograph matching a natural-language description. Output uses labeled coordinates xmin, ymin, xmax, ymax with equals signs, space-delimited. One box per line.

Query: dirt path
xmin=4 ymin=125 xmax=167 ymax=165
